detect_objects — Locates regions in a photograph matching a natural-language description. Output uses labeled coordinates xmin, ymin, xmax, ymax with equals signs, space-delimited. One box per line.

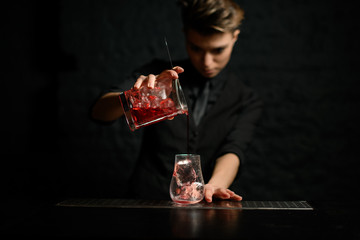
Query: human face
xmin=185 ymin=28 xmax=240 ymax=78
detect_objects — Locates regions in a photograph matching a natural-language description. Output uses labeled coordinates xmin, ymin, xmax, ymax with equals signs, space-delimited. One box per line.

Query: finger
xmin=212 ymin=188 xmax=231 ymax=200
xmin=226 ymin=189 xmax=235 ymax=197
xmin=226 ymin=189 xmax=242 ymax=201
xmin=172 ymin=66 xmax=184 ymax=74
xmin=156 ymin=70 xmax=178 ymax=81
xmin=231 ymin=194 xmax=243 ymax=201
xmin=157 ymin=67 xmax=184 ymax=81
xmin=147 ymin=74 xmax=156 ymax=89
xmin=134 ymin=75 xmax=146 ymax=89
xmin=204 ymin=187 xmax=214 ymax=203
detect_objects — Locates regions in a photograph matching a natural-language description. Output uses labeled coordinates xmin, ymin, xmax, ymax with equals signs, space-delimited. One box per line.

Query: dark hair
xmin=178 ymin=0 xmax=244 ymax=35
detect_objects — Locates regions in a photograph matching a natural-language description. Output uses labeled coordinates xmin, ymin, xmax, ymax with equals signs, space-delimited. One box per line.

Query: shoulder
xmin=226 ymin=72 xmax=263 ymax=106
xmin=227 ymin=72 xmax=254 ymax=95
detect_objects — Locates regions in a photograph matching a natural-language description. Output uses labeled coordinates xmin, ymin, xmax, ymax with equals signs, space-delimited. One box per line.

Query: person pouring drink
xmin=91 ymin=0 xmax=262 ymax=202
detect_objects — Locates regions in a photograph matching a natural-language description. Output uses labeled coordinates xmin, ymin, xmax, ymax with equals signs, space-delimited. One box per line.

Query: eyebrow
xmin=188 ymin=41 xmax=229 ymax=51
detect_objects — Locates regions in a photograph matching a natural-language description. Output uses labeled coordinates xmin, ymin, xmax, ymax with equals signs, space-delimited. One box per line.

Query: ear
xmin=233 ymin=29 xmax=240 ymax=41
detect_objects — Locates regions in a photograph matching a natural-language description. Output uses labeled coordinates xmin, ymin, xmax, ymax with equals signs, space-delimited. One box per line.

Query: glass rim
xmin=175 ymin=154 xmax=200 ymax=157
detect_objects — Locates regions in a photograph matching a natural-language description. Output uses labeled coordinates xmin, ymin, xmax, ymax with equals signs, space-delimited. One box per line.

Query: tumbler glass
xmin=119 ymin=78 xmax=188 ymax=131
xmin=170 ymin=154 xmax=204 ymax=204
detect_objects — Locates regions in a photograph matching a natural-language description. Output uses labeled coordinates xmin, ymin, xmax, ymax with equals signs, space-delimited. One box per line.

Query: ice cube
xmin=156 ymin=82 xmax=169 ymax=99
xmin=160 ymin=98 xmax=175 ymax=109
xmin=148 ymin=95 xmax=161 ymax=108
xmin=140 ymin=93 xmax=150 ymax=108
xmin=174 ymin=160 xmax=197 ymax=186
xmin=129 ymin=91 xmax=142 ymax=108
xmin=191 ymin=182 xmax=204 ymax=199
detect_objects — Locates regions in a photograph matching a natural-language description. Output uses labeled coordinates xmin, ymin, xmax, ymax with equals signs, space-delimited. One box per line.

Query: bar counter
xmin=0 ymin=199 xmax=358 ymax=239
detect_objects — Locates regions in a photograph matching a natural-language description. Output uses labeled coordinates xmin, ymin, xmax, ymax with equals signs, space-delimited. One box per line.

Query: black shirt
xmin=110 ymin=59 xmax=262 ymax=200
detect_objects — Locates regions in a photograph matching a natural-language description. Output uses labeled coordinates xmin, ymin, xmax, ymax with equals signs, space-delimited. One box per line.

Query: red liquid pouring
xmin=186 ymin=114 xmax=190 ymax=154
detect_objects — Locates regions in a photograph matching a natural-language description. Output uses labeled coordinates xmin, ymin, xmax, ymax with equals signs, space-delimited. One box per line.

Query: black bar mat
xmin=56 ymin=199 xmax=313 ymax=210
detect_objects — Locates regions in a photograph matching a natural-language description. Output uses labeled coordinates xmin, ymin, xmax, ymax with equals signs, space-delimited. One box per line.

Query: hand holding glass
xmin=119 ymin=75 xmax=188 ymax=131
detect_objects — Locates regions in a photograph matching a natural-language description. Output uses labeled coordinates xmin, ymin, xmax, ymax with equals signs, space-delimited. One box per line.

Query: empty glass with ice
xmin=119 ymin=78 xmax=188 ymax=131
xmin=170 ymin=154 xmax=204 ymax=204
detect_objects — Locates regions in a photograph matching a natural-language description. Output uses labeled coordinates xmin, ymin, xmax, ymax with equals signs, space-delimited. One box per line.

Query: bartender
xmin=91 ymin=0 xmax=262 ymax=202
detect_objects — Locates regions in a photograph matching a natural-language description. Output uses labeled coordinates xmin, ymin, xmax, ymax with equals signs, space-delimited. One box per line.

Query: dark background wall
xmin=2 ymin=0 xmax=359 ymax=204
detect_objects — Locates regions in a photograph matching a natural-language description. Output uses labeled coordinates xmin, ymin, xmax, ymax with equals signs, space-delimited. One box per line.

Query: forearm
xmin=91 ymin=92 xmax=124 ymax=122
xmin=207 ymin=153 xmax=240 ymax=188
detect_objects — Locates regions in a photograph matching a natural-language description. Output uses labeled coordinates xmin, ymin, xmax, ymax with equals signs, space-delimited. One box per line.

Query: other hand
xmin=204 ymin=183 xmax=243 ymax=203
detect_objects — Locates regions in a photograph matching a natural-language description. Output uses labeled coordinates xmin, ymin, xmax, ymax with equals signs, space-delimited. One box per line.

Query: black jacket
xmin=111 ymin=59 xmax=262 ymax=200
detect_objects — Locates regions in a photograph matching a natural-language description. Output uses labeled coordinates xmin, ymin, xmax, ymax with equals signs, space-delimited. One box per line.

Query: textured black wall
xmin=2 ymin=0 xmax=359 ymax=203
